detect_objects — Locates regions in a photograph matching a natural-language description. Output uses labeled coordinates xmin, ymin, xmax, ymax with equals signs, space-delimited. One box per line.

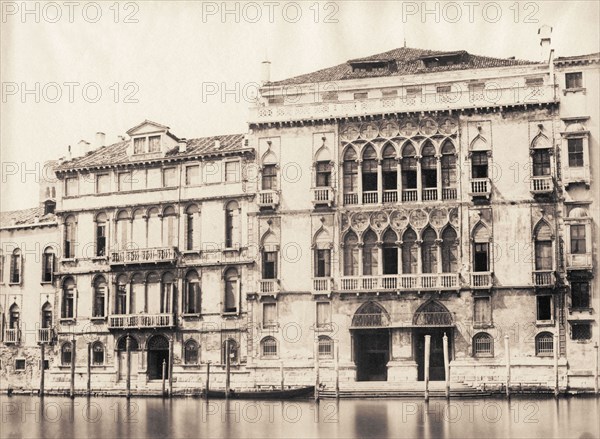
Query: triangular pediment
xmin=126 ymin=120 xmax=170 ymax=136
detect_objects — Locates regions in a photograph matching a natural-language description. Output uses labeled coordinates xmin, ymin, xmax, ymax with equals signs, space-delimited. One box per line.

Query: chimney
xmin=261 ymin=60 xmax=271 ymax=84
xmin=214 ymin=139 xmax=221 ymax=150
xmin=78 ymin=140 xmax=91 ymax=157
xmin=95 ymin=132 xmax=106 ymax=148
xmin=118 ymin=135 xmax=126 ymax=142
xmin=538 ymin=25 xmax=552 ymax=63
xmin=179 ymin=138 xmax=187 ymax=153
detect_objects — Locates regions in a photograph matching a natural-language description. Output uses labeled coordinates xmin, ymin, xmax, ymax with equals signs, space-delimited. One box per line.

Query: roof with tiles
xmin=267 ymin=47 xmax=538 ymax=86
xmin=55 ymin=133 xmax=248 ymax=172
xmin=0 ymin=207 xmax=56 ymax=229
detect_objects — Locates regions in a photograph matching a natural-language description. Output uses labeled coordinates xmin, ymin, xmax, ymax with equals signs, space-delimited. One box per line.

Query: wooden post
xmin=162 ymin=359 xmax=166 ymax=396
xmin=70 ymin=336 xmax=76 ymax=399
xmin=594 ymin=343 xmax=599 ymax=395
xmin=87 ymin=343 xmax=91 ymax=396
xmin=335 ymin=343 xmax=340 ymax=399
xmin=225 ymin=339 xmax=231 ymax=398
xmin=280 ymin=361 xmax=284 ymax=390
xmin=205 ymin=362 xmax=211 ymax=398
xmin=442 ymin=332 xmax=449 ymax=399
xmin=39 ymin=343 xmax=45 ymax=397
xmin=168 ymin=339 xmax=173 ymax=397
xmin=126 ymin=335 xmax=131 ymax=398
xmin=314 ymin=337 xmax=320 ymax=401
xmin=554 ymin=334 xmax=559 ymax=397
xmin=505 ymin=335 xmax=511 ymax=398
xmin=424 ymin=335 xmax=430 ymax=402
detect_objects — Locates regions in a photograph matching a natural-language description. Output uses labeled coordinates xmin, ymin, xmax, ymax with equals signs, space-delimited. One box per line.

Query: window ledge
xmin=181 ymin=313 xmax=202 ymax=319
xmin=569 ymin=307 xmax=593 ymax=314
xmin=535 ymin=321 xmax=554 ymax=327
xmin=260 ymin=356 xmax=280 ymax=360
xmin=536 ymin=353 xmax=553 ymax=358
xmin=8 ymin=282 xmax=22 ymax=286
xmin=473 ymin=323 xmax=494 ymax=329
xmin=222 ymin=312 xmax=240 ymax=318
xmin=572 ymin=339 xmax=592 ymax=344
xmin=40 ymin=281 xmax=54 ymax=285
xmin=180 ymin=363 xmax=202 ymax=368
xmin=59 ymin=318 xmax=76 ymax=324
xmin=181 ymin=250 xmax=201 ymax=256
xmin=91 ymin=256 xmax=108 ymax=262
xmin=474 ymin=353 xmax=494 ymax=358
xmin=90 ymin=316 xmax=107 ymax=322
xmin=563 ymin=87 xmax=586 ymax=95
xmin=261 ymin=325 xmax=279 ymax=332
xmin=61 ymin=258 xmax=77 ymax=263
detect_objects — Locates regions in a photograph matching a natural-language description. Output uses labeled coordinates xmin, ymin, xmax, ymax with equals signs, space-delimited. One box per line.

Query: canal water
xmin=1 ymin=395 xmax=598 ymax=438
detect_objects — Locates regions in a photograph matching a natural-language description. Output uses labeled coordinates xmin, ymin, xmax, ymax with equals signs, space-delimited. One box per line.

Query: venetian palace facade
xmin=1 ymin=30 xmax=598 ymax=393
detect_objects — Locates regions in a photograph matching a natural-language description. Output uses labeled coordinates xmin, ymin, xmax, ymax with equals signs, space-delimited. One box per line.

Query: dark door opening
xmin=354 ymin=330 xmax=389 ymax=381
xmin=414 ymin=328 xmax=452 ymax=381
xmin=147 ymin=349 xmax=169 ymax=380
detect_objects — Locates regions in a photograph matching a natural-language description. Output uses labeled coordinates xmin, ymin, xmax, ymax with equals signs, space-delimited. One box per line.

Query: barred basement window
xmin=61 ymin=342 xmax=72 ymax=365
xmin=92 ymin=342 xmax=104 ymax=365
xmin=535 ymin=332 xmax=554 ymax=356
xmin=571 ymin=324 xmax=591 ymax=341
xmin=15 ymin=359 xmax=25 ymax=371
xmin=261 ymin=336 xmax=277 ymax=357
xmin=184 ymin=339 xmax=199 ymax=364
xmin=318 ymin=336 xmax=333 ymax=359
xmin=473 ymin=333 xmax=493 ymax=357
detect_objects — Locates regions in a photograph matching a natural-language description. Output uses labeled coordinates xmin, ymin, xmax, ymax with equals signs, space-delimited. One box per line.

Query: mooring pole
xmin=205 ymin=362 xmax=211 ymax=398
xmin=168 ymin=338 xmax=173 ymax=397
xmin=424 ymin=335 xmax=431 ymax=402
xmin=335 ymin=343 xmax=340 ymax=399
xmin=39 ymin=343 xmax=45 ymax=397
xmin=554 ymin=334 xmax=559 ymax=398
xmin=594 ymin=343 xmax=599 ymax=395
xmin=70 ymin=336 xmax=76 ymax=398
xmin=87 ymin=342 xmax=91 ymax=396
xmin=505 ymin=335 xmax=511 ymax=397
xmin=443 ymin=332 xmax=449 ymax=399
xmin=280 ymin=361 xmax=284 ymax=390
xmin=126 ymin=335 xmax=131 ymax=398
xmin=162 ymin=359 xmax=166 ymax=397
xmin=225 ymin=339 xmax=231 ymax=398
xmin=314 ymin=338 xmax=320 ymax=401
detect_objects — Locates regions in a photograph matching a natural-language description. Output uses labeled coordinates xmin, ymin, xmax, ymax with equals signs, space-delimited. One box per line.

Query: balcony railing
xmin=533 ymin=270 xmax=555 ymax=287
xmin=351 ymin=311 xmax=456 ymax=328
xmin=422 ymin=188 xmax=438 ymax=201
xmin=530 ymin=176 xmax=554 ymax=194
xmin=442 ymin=187 xmax=457 ymax=200
xmin=402 ymin=189 xmax=418 ymax=202
xmin=259 ymin=279 xmax=279 ymax=295
xmin=566 ymin=253 xmax=593 ymax=270
xmin=110 ymin=247 xmax=177 ymax=265
xmin=382 ymin=190 xmax=398 ymax=203
xmin=108 ymin=313 xmax=174 ymax=329
xmin=258 ymin=190 xmax=280 ymax=209
xmin=343 ymin=193 xmax=358 ymax=205
xmin=362 ymin=191 xmax=378 ymax=204
xmin=311 ymin=187 xmax=334 ymax=207
xmin=4 ymin=328 xmax=20 ymax=343
xmin=37 ymin=328 xmax=54 ymax=344
xmin=469 ymin=178 xmax=491 ymax=197
xmin=339 ymin=273 xmax=460 ymax=292
xmin=470 ymin=272 xmax=493 ymax=288
xmin=313 ymin=277 xmax=333 ymax=293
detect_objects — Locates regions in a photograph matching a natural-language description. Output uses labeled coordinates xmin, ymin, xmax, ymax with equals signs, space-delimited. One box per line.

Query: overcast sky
xmin=1 ymin=0 xmax=598 ymax=211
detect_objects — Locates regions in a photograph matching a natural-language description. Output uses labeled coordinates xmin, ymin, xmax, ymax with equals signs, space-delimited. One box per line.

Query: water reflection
xmin=1 ymin=395 xmax=598 ymax=439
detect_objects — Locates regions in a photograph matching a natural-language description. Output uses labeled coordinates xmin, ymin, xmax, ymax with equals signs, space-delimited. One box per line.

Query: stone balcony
xmin=566 ymin=252 xmax=593 ymax=271
xmin=533 ymin=270 xmax=555 ymax=287
xmin=469 ymin=178 xmax=491 ymax=198
xmin=313 ymin=277 xmax=334 ymax=294
xmin=108 ymin=313 xmax=174 ymax=329
xmin=258 ymin=279 xmax=280 ymax=296
xmin=530 ymin=176 xmax=554 ymax=195
xmin=469 ymin=272 xmax=493 ymax=289
xmin=311 ymin=187 xmax=334 ymax=207
xmin=258 ymin=190 xmax=280 ymax=209
xmin=338 ymin=273 xmax=460 ymax=293
xmin=37 ymin=328 xmax=55 ymax=344
xmin=110 ymin=247 xmax=177 ymax=265
xmin=4 ymin=328 xmax=20 ymax=344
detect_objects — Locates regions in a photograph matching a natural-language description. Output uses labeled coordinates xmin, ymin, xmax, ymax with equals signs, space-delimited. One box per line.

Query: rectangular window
xmin=473 ymin=243 xmax=489 ymax=272
xmin=537 ymin=296 xmax=552 ymax=321
xmin=316 ymin=302 xmax=331 ymax=329
xmin=163 ymin=167 xmax=177 ymax=187
xmin=565 ymin=72 xmax=583 ymax=89
xmin=525 ymin=77 xmax=544 ymax=87
xmin=343 ymin=161 xmax=358 ymax=193
xmin=471 ymin=152 xmax=489 ymax=178
xmin=225 ymin=161 xmax=240 ymax=183
xmin=117 ymin=172 xmax=132 ymax=192
xmin=15 ymin=359 xmax=25 ymax=371
xmin=261 ymin=165 xmax=277 ymax=190
xmin=96 ymin=174 xmax=110 ymax=194
xmin=133 ymin=137 xmax=146 ymax=154
xmin=567 ymin=138 xmax=584 ymax=167
xmin=96 ymin=223 xmax=106 ymax=257
xmin=316 ymin=162 xmax=331 ymax=187
xmin=322 ymin=91 xmax=338 ymax=102
xmin=65 ymin=177 xmax=78 ymax=197
xmin=382 ymin=89 xmax=397 ymax=98
xmin=532 ymin=150 xmax=551 ymax=176
xmin=0 ymin=254 xmax=4 ymax=283
xmin=354 ymin=92 xmax=368 ymax=100
xmin=570 ymin=225 xmax=586 ymax=254
xmin=224 ymin=279 xmax=237 ymax=313
xmin=571 ymin=281 xmax=590 ymax=309
xmin=263 ymin=303 xmax=276 ymax=328
xmin=535 ymin=241 xmax=553 ymax=270
xmin=437 ymin=85 xmax=451 ymax=94
xmin=473 ymin=297 xmax=491 ymax=325
xmin=315 ymin=249 xmax=331 ymax=277
xmin=262 ymin=252 xmax=277 ymax=279
xmin=185 ymin=165 xmax=200 ymax=186
xmin=405 ymin=86 xmax=422 ymax=98
xmin=148 ymin=135 xmax=161 ymax=152
xmin=62 ymin=289 xmax=75 ymax=318
xmin=42 ymin=253 xmax=54 ymax=283
xmin=571 ymin=323 xmax=591 ymax=340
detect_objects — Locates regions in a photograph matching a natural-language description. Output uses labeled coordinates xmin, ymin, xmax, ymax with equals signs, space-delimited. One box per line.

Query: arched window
xmin=421 ymin=142 xmax=437 ymax=197
xmin=362 ymin=145 xmax=378 ymax=201
xmin=343 ymin=231 xmax=359 ymax=276
xmin=10 ymin=248 xmax=22 ymax=284
xmin=318 ymin=335 xmax=334 ymax=359
xmin=117 ymin=335 xmax=139 ymax=351
xmin=162 ymin=206 xmax=177 ymax=248
xmin=64 ymin=215 xmax=77 ymax=258
xmin=261 ymin=232 xmax=278 ymax=280
xmin=9 ymin=304 xmax=20 ymax=329
xmin=343 ymin=148 xmax=358 ymax=204
xmin=224 ymin=268 xmax=239 ymax=313
xmin=261 ymin=336 xmax=277 ymax=357
xmin=61 ymin=342 xmax=72 ymax=366
xmin=473 ymin=332 xmax=494 ymax=357
xmin=222 ymin=338 xmax=239 ymax=364
xmin=382 ymin=229 xmax=398 ymax=275
xmin=184 ymin=270 xmax=201 ymax=314
xmin=131 ymin=209 xmax=145 ymax=250
xmin=41 ymin=302 xmax=52 ymax=329
xmin=315 ymin=147 xmax=332 ymax=188
xmin=441 ymin=141 xmax=457 ymax=199
xmin=314 ymin=229 xmax=331 ymax=278
xmin=161 ymin=272 xmax=175 ymax=313
xmin=441 ymin=228 xmax=458 ymax=273
xmin=401 ymin=142 xmax=418 ymax=201
xmin=534 ymin=222 xmax=553 ymax=271
xmin=261 ymin=163 xmax=277 ymax=191
xmin=531 ymin=136 xmax=551 ymax=177
xmin=147 ymin=207 xmax=161 ymax=247
xmin=225 ymin=201 xmax=239 ymax=248
xmin=472 ymin=224 xmax=490 ymax=272
xmin=382 ymin=144 xmax=397 ymax=201
xmin=115 ymin=274 xmax=128 ymax=315
xmin=62 ymin=277 xmax=75 ymax=318
xmin=42 ymin=246 xmax=55 ymax=283
xmin=185 ymin=204 xmax=199 ymax=251
xmin=362 ymin=229 xmax=378 ymax=276
xmin=402 ymin=228 xmax=418 ymax=274
xmin=421 ymin=227 xmax=438 ymax=273
xmin=184 ymin=339 xmax=199 ymax=364
xmin=92 ymin=342 xmax=104 ymax=365
xmin=92 ymin=276 xmax=107 ymax=318
xmin=535 ymin=332 xmax=554 ymax=356
xmin=115 ymin=211 xmax=129 ymax=250
xmin=95 ymin=212 xmax=107 ymax=256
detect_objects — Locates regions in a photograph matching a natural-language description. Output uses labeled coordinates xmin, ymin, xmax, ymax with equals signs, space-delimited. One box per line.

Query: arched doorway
xmin=351 ymin=301 xmax=390 ymax=381
xmin=147 ymin=335 xmax=170 ymax=380
xmin=116 ymin=335 xmax=140 ymax=381
xmin=413 ymin=301 xmax=454 ymax=381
